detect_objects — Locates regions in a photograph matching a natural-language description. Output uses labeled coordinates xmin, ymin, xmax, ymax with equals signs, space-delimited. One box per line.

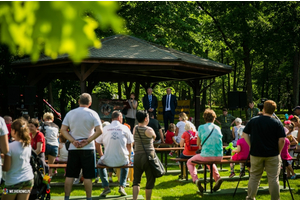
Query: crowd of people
xmin=0 ymin=91 xmax=300 ymax=200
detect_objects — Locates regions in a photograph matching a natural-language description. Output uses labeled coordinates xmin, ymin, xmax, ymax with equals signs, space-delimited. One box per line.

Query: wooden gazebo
xmin=12 ymin=35 xmax=232 ymax=126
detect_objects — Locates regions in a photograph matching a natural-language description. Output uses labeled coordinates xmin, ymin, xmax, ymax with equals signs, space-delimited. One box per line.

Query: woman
xmin=125 ymin=93 xmax=138 ymax=133
xmin=175 ymin=112 xmax=195 ymax=144
xmin=28 ymin=118 xmax=47 ymax=172
xmin=41 ymin=112 xmax=59 ymax=177
xmin=132 ymin=111 xmax=156 ymax=200
xmin=0 ymin=116 xmax=9 ymax=184
xmin=2 ymin=118 xmax=34 ymax=200
xmin=231 ymin=118 xmax=244 ymax=147
xmin=187 ymin=109 xmax=223 ymax=194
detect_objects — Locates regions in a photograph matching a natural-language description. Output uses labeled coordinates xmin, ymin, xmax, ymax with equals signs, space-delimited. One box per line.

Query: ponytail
xmin=11 ymin=118 xmax=31 ymax=147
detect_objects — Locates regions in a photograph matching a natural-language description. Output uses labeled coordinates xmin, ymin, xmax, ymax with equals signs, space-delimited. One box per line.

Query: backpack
xmin=186 ymin=131 xmax=198 ymax=151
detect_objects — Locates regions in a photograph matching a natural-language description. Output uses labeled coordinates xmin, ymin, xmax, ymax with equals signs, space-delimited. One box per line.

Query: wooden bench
xmin=170 ymin=156 xmax=232 ymax=181
xmin=192 ymin=157 xmax=298 ymax=193
xmin=154 ymin=147 xmax=184 ymax=172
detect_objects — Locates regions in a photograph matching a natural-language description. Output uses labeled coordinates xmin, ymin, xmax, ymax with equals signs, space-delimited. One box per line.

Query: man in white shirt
xmin=96 ymin=111 xmax=134 ymax=197
xmin=61 ymin=93 xmax=103 ymax=200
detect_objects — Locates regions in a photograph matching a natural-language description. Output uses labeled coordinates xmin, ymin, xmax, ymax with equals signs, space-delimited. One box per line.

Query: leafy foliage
xmin=0 ymin=1 xmax=124 ymax=63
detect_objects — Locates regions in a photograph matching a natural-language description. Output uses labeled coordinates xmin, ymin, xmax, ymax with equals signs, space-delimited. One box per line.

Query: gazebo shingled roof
xmin=12 ymin=35 xmax=232 ymax=83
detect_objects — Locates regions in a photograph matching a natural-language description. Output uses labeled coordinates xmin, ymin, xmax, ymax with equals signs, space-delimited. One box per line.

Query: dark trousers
xmin=163 ymin=111 xmax=174 ymax=133
xmin=126 ymin=117 xmax=135 ymax=133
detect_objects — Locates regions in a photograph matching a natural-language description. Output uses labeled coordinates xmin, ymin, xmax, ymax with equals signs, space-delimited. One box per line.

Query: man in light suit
xmin=142 ymin=87 xmax=158 ymax=119
xmin=162 ymin=88 xmax=177 ymax=133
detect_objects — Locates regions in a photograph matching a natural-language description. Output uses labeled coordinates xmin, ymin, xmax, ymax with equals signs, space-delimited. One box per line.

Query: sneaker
xmin=195 ymin=179 xmax=204 ymax=194
xmin=100 ymin=188 xmax=111 ymax=197
xmin=213 ymin=178 xmax=223 ymax=191
xmin=94 ymin=177 xmax=99 ymax=183
xmin=118 ymin=187 xmax=127 ymax=196
xmin=73 ymin=178 xmax=80 ymax=184
xmin=54 ymin=170 xmax=58 ymax=175
xmin=169 ymin=152 xmax=173 ymax=157
xmin=229 ymin=172 xmax=235 ymax=178
xmin=291 ymin=174 xmax=297 ymax=179
xmin=239 ymin=172 xmax=245 ymax=177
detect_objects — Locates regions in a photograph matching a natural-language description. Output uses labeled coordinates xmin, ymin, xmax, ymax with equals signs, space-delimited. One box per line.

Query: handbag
xmin=136 ymin=127 xmax=165 ymax=178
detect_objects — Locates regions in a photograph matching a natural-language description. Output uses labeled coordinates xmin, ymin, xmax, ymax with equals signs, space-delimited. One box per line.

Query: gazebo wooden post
xmin=73 ymin=63 xmax=99 ymax=94
xmin=194 ymin=79 xmax=201 ymax=128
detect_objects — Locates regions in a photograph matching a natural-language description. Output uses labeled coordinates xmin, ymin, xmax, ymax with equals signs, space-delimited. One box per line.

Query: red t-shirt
xmin=182 ymin=131 xmax=197 ymax=156
xmin=6 ymin=123 xmax=11 ymax=139
xmin=165 ymin=130 xmax=175 ymax=144
xmin=30 ymin=131 xmax=46 ymax=153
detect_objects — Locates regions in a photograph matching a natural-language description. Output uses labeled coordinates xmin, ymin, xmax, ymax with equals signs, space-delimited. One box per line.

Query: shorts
xmin=133 ymin=152 xmax=156 ymax=189
xmin=4 ymin=179 xmax=34 ymax=194
xmin=66 ymin=150 xmax=95 ymax=179
xmin=45 ymin=144 xmax=58 ymax=157
xmin=283 ymin=159 xmax=293 ymax=166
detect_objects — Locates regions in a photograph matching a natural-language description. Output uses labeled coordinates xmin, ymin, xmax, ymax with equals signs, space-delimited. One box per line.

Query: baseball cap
xmin=293 ymin=106 xmax=300 ymax=111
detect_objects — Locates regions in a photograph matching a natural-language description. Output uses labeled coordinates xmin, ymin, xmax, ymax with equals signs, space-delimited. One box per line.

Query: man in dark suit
xmin=142 ymin=87 xmax=158 ymax=118
xmin=162 ymin=88 xmax=177 ymax=133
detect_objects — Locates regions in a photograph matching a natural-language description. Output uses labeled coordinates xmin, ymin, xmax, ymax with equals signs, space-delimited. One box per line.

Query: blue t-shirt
xmin=198 ymin=123 xmax=223 ymax=157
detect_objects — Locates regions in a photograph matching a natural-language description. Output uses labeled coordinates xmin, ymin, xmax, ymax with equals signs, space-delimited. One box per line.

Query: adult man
xmin=243 ymin=100 xmax=286 ymax=200
xmin=147 ymin=113 xmax=165 ymax=143
xmin=142 ymin=88 xmax=158 ymax=119
xmin=61 ymin=93 xmax=103 ymax=200
xmin=246 ymin=102 xmax=259 ymax=121
xmin=162 ymin=88 xmax=177 ymax=133
xmin=293 ymin=106 xmax=300 ymax=118
xmin=216 ymin=108 xmax=235 ymax=145
xmin=95 ymin=111 xmax=133 ymax=197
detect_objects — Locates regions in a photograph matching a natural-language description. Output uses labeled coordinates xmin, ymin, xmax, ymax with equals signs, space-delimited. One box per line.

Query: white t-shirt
xmin=43 ymin=122 xmax=59 ymax=146
xmin=291 ymin=130 xmax=298 ymax=138
xmin=0 ymin=117 xmax=9 ymax=182
xmin=58 ymin=143 xmax=68 ymax=162
xmin=176 ymin=121 xmax=196 ymax=139
xmin=62 ymin=107 xmax=102 ymax=150
xmin=5 ymin=141 xmax=34 ymax=186
xmin=96 ymin=120 xmax=134 ymax=167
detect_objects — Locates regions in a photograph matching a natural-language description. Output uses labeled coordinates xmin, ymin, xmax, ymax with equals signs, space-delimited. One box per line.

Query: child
xmin=281 ymin=125 xmax=297 ymax=179
xmin=229 ymin=128 xmax=250 ymax=178
xmin=57 ymin=134 xmax=68 ymax=162
xmin=231 ymin=118 xmax=244 ymax=147
xmin=165 ymin=123 xmax=178 ymax=156
xmin=2 ymin=118 xmax=34 ymax=200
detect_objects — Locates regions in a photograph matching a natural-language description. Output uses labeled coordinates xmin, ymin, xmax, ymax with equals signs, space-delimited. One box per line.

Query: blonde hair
xmin=11 ymin=118 xmax=31 ymax=147
xmin=43 ymin=112 xmax=54 ymax=121
xmin=179 ymin=112 xmax=188 ymax=121
xmin=184 ymin=122 xmax=194 ymax=131
xmin=168 ymin=123 xmax=176 ymax=132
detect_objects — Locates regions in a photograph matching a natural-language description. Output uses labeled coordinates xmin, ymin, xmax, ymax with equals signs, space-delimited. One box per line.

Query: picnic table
xmin=155 ymin=147 xmax=184 ymax=172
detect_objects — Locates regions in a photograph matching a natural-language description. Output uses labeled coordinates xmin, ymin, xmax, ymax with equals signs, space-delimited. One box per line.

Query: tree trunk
xmin=261 ymin=61 xmax=267 ymax=98
xmin=118 ymin=82 xmax=122 ymax=100
xmin=48 ymin=82 xmax=53 ymax=105
xmin=243 ymin=45 xmax=253 ymax=103
xmin=222 ymin=76 xmax=227 ymax=107
xmin=293 ymin=47 xmax=300 ymax=107
xmin=134 ymin=82 xmax=140 ymax=102
xmin=233 ymin=60 xmax=237 ymax=91
xmin=201 ymin=80 xmax=207 ymax=111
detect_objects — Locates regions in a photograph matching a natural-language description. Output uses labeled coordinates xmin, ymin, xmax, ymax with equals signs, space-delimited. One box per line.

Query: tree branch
xmin=196 ymin=2 xmax=233 ymax=50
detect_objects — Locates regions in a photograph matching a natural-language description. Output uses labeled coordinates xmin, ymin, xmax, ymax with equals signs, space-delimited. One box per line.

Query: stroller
xmin=29 ymin=150 xmax=51 ymax=200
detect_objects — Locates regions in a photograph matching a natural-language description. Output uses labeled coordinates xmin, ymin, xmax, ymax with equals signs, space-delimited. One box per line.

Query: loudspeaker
xmin=239 ymin=92 xmax=247 ymax=108
xmin=7 ymin=86 xmax=20 ymax=105
xmin=24 ymin=86 xmax=36 ymax=105
xmin=228 ymin=91 xmax=247 ymax=109
xmin=228 ymin=91 xmax=240 ymax=109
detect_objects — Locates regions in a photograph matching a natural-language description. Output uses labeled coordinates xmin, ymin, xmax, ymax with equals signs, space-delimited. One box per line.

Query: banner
xmin=157 ymin=100 xmax=190 ymax=121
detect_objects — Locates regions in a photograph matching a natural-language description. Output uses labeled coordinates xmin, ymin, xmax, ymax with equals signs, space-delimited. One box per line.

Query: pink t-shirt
xmin=281 ymin=138 xmax=293 ymax=160
xmin=232 ymin=138 xmax=249 ymax=160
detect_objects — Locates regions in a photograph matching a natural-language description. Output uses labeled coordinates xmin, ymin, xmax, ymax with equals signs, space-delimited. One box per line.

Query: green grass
xmin=49 ymin=154 xmax=300 ymax=199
